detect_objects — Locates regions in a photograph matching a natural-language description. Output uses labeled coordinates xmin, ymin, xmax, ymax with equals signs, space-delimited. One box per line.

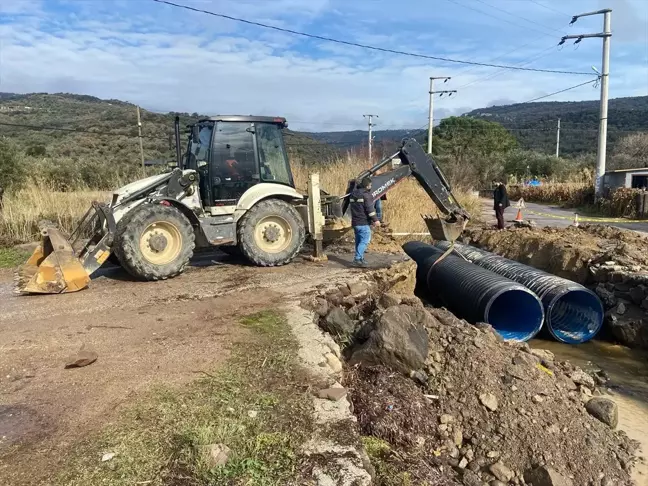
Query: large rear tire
xmin=114 ymin=204 xmax=195 ymax=281
xmin=238 ymin=199 xmax=305 ymax=267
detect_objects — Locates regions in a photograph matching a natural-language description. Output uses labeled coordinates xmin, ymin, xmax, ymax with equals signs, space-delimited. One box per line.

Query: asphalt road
xmin=480 ymin=198 xmax=648 ymax=234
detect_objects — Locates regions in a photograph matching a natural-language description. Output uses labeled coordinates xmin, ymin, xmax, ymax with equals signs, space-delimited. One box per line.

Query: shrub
xmin=0 ymin=137 xmax=27 ymax=190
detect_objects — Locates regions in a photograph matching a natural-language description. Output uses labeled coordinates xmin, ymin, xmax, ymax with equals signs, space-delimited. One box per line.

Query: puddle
xmin=531 ymin=339 xmax=648 ymax=485
xmin=0 ymin=404 xmax=45 ymax=451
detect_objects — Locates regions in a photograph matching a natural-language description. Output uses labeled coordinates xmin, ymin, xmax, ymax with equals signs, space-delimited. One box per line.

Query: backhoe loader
xmin=16 ymin=116 xmax=469 ymax=294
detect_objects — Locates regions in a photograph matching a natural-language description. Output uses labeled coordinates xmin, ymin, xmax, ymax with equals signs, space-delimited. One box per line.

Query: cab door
xmin=209 ymin=121 xmax=260 ymax=206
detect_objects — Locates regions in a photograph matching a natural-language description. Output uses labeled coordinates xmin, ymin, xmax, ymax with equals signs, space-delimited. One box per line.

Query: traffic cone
xmin=573 ymin=213 xmax=579 ymax=227
xmin=515 ymin=208 xmax=523 ymax=222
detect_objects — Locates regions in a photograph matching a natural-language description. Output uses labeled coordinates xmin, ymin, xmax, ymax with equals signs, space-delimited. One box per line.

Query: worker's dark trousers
xmin=495 ymin=206 xmax=505 ymax=229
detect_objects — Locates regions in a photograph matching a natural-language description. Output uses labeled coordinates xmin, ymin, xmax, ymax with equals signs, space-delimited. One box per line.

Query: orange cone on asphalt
xmin=515 ymin=208 xmax=524 ymax=222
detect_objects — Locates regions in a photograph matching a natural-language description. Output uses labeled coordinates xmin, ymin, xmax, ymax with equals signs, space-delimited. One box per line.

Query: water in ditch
xmin=531 ymin=338 xmax=648 ymax=485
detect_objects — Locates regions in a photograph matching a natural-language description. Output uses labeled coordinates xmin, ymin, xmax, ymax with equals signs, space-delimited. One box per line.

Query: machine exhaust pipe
xmin=435 ymin=241 xmax=604 ymax=344
xmin=403 ymin=241 xmax=545 ymax=342
xmin=174 ymin=115 xmax=182 ymax=168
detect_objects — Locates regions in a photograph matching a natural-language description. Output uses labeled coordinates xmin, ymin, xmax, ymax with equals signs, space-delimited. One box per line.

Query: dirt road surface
xmin=480 ymin=198 xmax=648 ymax=233
xmin=0 ymin=249 xmax=404 ymax=484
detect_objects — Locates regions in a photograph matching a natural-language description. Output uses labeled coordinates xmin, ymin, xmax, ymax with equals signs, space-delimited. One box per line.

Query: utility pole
xmin=427 ymin=76 xmax=456 ymax=154
xmin=363 ymin=114 xmax=378 ymax=162
xmin=559 ymin=9 xmax=611 ymax=197
xmin=136 ymin=106 xmax=145 ymax=171
xmin=555 ymin=118 xmax=561 ymax=157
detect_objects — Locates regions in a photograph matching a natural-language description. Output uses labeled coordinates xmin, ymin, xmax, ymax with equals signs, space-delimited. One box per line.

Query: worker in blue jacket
xmin=349 ymin=177 xmax=381 ymax=267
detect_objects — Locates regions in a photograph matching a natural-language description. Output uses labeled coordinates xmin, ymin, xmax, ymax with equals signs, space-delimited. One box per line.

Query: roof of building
xmin=605 ymin=167 xmax=648 ymax=174
xmin=197 ymin=115 xmax=287 ymax=125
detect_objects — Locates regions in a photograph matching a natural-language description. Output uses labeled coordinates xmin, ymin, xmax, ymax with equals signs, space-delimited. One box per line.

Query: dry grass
xmin=508 ymin=183 xmax=594 ymax=207
xmin=0 ymin=181 xmax=110 ymax=244
xmin=0 ymin=156 xmax=480 ymax=247
xmin=293 ymin=155 xmax=480 ymax=233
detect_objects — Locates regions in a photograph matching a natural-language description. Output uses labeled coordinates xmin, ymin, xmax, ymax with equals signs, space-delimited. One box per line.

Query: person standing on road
xmin=493 ymin=180 xmax=510 ymax=230
xmin=350 ymin=176 xmax=381 ymax=267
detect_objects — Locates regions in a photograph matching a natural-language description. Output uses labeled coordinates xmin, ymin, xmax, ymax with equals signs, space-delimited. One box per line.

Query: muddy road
xmin=0 ymin=249 xmax=404 ymax=484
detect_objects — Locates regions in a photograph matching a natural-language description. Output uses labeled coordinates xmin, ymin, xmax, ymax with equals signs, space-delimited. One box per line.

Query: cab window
xmin=256 ymin=123 xmax=293 ymax=186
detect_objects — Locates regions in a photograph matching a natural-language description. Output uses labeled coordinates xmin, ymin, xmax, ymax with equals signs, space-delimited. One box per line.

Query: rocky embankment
xmin=303 ymin=261 xmax=640 ymax=486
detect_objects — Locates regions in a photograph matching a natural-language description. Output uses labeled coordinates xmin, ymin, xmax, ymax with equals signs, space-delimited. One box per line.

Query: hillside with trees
xmin=0 ymin=92 xmax=338 ymax=175
xmin=465 ymin=96 xmax=648 ymax=157
xmin=305 ymin=96 xmax=648 ymax=159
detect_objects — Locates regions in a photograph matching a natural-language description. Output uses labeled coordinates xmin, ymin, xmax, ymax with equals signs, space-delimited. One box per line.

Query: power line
xmin=528 ymin=0 xmax=571 ymax=18
xmin=151 ymin=0 xmax=594 ymax=76
xmin=520 ymin=78 xmax=598 ymax=104
xmin=471 ymin=0 xmax=567 ymax=35
xmin=456 ymin=45 xmax=557 ymax=90
xmin=450 ymin=33 xmax=550 ymax=81
xmin=444 ymin=0 xmax=555 ymax=39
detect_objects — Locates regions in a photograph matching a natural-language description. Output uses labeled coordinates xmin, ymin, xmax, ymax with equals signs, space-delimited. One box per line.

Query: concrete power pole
xmin=560 ymin=9 xmax=612 ymax=197
xmin=363 ymin=114 xmax=378 ymax=162
xmin=136 ymin=106 xmax=145 ymax=171
xmin=555 ymin=118 xmax=561 ymax=157
xmin=427 ymin=76 xmax=456 ymax=154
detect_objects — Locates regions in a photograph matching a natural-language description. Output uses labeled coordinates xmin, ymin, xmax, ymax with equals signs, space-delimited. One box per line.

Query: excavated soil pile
xmin=304 ymin=263 xmax=640 ymax=486
xmin=346 ymin=307 xmax=639 ymax=486
xmin=466 ymin=225 xmax=648 ymax=285
xmin=467 ymin=224 xmax=648 ymax=349
xmin=325 ymin=225 xmax=404 ymax=255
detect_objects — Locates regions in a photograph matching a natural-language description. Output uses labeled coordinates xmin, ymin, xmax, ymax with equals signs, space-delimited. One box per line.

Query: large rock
xmin=349 ymin=305 xmax=430 ymax=374
xmin=608 ymin=317 xmax=648 ymax=349
xmin=64 ymin=344 xmax=98 ymax=369
xmin=586 ymin=397 xmax=618 ymax=428
xmin=629 ymin=286 xmax=645 ymax=305
xmin=370 ymin=260 xmax=417 ymax=296
xmin=595 ymin=284 xmax=617 ymax=308
xmin=322 ymin=308 xmax=355 ymax=339
xmin=524 ymin=466 xmax=573 ymax=486
xmin=201 ymin=443 xmax=231 ymax=468
xmin=569 ymin=369 xmax=595 ymax=390
xmin=489 ymin=461 xmax=514 ymax=482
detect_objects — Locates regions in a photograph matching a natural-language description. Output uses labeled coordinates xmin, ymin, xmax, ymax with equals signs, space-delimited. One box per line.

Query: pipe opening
xmin=547 ymin=289 xmax=604 ymax=344
xmin=485 ymin=289 xmax=545 ymax=342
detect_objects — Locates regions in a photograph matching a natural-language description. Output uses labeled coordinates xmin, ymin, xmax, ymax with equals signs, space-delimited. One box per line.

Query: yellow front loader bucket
xmin=15 ymin=227 xmax=91 ymax=294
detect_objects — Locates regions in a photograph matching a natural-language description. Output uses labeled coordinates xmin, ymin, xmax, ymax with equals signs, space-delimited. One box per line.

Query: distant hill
xmin=3 ymin=92 xmax=646 ymax=170
xmin=464 ymin=96 xmax=648 ymax=155
xmin=0 ymin=92 xmax=338 ymax=167
xmin=307 ymin=96 xmax=648 ymax=157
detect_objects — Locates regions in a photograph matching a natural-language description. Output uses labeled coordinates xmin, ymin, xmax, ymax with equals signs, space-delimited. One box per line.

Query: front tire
xmin=238 ymin=199 xmax=305 ymax=267
xmin=114 ymin=204 xmax=195 ymax=281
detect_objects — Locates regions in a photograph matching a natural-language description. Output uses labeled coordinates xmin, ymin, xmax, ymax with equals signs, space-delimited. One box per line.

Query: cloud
xmin=0 ymin=0 xmax=646 ymax=131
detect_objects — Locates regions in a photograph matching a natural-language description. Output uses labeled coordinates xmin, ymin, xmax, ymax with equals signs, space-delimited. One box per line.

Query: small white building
xmin=603 ymin=167 xmax=648 ymax=190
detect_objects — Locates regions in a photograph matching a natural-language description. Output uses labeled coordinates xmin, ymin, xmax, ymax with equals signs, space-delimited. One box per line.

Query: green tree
xmin=431 ymin=117 xmax=517 ymax=188
xmin=0 ymin=137 xmax=26 ymax=191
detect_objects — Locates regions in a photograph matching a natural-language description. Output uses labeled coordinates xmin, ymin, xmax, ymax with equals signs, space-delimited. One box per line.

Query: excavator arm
xmin=342 ymin=138 xmax=470 ymax=241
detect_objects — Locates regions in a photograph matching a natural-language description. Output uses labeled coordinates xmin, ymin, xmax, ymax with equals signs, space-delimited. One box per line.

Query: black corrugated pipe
xmin=403 ymin=241 xmax=544 ymax=342
xmin=435 ymin=241 xmax=604 ymax=344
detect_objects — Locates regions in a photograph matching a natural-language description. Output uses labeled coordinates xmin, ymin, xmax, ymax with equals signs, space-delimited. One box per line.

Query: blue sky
xmin=1 ymin=0 xmax=646 ymax=131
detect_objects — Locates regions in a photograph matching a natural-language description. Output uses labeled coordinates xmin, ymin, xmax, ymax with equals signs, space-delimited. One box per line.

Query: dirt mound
xmin=325 ymin=225 xmax=404 ymax=255
xmin=466 ymin=225 xmax=648 ymax=284
xmin=346 ymin=306 xmax=639 ymax=485
xmin=303 ymin=262 xmax=640 ymax=484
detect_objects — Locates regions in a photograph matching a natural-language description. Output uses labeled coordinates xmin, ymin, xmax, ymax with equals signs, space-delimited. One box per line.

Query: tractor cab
xmin=182 ymin=116 xmax=295 ymax=210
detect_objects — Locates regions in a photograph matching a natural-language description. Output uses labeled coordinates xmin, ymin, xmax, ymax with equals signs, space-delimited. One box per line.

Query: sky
xmin=0 ymin=0 xmax=647 ymax=131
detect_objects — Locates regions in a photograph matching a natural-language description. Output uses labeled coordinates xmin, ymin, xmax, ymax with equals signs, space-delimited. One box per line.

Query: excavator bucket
xmin=423 ymin=213 xmax=468 ymax=242
xmin=15 ymin=227 xmax=91 ymax=294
